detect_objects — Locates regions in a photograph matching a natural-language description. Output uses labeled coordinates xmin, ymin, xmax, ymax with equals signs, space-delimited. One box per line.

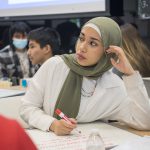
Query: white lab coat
xmin=20 ymin=56 xmax=150 ymax=131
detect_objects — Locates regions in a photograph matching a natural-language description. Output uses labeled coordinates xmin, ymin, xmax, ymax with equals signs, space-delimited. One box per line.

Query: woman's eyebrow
xmin=80 ymin=32 xmax=84 ymax=36
xmin=80 ymin=32 xmax=101 ymax=42
xmin=80 ymin=31 xmax=101 ymax=42
xmin=90 ymin=37 xmax=101 ymax=42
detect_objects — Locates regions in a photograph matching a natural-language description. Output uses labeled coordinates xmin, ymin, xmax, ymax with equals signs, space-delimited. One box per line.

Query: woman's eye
xmin=78 ymin=36 xmax=84 ymax=41
xmin=90 ymin=41 xmax=97 ymax=46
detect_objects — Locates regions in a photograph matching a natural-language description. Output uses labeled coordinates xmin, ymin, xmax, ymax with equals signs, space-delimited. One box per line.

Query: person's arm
xmin=106 ymin=45 xmax=135 ymax=76
xmin=106 ymin=46 xmax=150 ymax=130
xmin=121 ymin=71 xmax=150 ymax=129
xmin=20 ymin=57 xmax=77 ymax=135
xmin=50 ymin=118 xmax=77 ymax=135
xmin=20 ymin=58 xmax=56 ymax=131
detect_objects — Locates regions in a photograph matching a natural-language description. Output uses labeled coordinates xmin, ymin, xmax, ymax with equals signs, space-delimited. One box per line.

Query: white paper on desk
xmin=0 ymin=89 xmax=25 ymax=98
xmin=111 ymin=136 xmax=150 ymax=150
xmin=26 ymin=129 xmax=117 ymax=150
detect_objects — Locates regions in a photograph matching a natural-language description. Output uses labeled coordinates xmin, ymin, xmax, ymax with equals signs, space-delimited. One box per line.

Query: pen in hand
xmin=55 ymin=108 xmax=81 ymax=134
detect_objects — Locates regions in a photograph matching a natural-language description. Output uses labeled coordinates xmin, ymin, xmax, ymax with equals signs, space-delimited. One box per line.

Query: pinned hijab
xmin=53 ymin=17 xmax=122 ymax=119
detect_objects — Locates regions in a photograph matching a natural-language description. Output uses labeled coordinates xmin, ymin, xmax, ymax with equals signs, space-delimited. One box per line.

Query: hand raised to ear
xmin=106 ymin=45 xmax=135 ymax=76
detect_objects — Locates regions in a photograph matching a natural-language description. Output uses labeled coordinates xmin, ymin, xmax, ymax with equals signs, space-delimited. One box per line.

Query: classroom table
xmin=0 ymin=90 xmax=150 ymax=149
xmin=109 ymin=122 xmax=150 ymax=136
xmin=26 ymin=121 xmax=141 ymax=150
xmin=26 ymin=121 xmax=150 ymax=150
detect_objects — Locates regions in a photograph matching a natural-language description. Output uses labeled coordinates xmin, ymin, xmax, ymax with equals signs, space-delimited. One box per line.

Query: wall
xmin=121 ymin=0 xmax=150 ymax=48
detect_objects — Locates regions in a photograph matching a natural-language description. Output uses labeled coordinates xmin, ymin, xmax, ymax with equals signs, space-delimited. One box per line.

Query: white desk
xmin=0 ymin=94 xmax=150 ymax=150
xmin=26 ymin=122 xmax=139 ymax=150
xmin=0 ymin=95 xmax=29 ymax=128
xmin=0 ymin=88 xmax=25 ymax=98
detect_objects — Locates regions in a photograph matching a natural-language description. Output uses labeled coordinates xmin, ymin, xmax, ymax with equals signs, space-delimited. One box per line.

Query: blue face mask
xmin=13 ymin=38 xmax=28 ymax=49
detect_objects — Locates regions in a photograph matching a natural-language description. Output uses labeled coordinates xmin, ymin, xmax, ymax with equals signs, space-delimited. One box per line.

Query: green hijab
xmin=53 ymin=17 xmax=122 ymax=119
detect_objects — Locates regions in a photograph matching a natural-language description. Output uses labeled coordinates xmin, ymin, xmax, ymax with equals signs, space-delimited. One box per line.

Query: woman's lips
xmin=76 ymin=53 xmax=86 ymax=60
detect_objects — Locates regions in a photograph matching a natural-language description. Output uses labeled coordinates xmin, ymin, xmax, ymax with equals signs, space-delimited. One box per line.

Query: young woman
xmin=20 ymin=17 xmax=150 ymax=135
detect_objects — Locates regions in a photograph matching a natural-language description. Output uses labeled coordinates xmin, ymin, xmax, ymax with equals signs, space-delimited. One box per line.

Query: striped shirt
xmin=0 ymin=45 xmax=35 ymax=85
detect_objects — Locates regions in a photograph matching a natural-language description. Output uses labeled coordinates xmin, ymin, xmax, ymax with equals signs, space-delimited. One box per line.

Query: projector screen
xmin=0 ymin=0 xmax=108 ymax=20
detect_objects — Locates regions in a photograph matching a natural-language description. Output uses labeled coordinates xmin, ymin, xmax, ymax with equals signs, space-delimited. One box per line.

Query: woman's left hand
xmin=106 ymin=45 xmax=135 ymax=76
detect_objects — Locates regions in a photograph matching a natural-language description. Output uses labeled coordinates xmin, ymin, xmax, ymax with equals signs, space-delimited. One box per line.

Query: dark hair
xmin=28 ymin=27 xmax=62 ymax=55
xmin=56 ymin=21 xmax=80 ymax=53
xmin=9 ymin=21 xmax=31 ymax=50
xmin=111 ymin=17 xmax=125 ymax=26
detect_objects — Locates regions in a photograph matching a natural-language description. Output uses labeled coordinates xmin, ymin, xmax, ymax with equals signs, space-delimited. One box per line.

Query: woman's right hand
xmin=106 ymin=45 xmax=135 ymax=76
xmin=49 ymin=119 xmax=77 ymax=135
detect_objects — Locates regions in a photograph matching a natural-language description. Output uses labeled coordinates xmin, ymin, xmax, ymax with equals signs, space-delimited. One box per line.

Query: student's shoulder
xmin=0 ymin=45 xmax=10 ymax=53
xmin=101 ymin=70 xmax=124 ymax=88
xmin=39 ymin=55 xmax=68 ymax=73
xmin=44 ymin=55 xmax=66 ymax=67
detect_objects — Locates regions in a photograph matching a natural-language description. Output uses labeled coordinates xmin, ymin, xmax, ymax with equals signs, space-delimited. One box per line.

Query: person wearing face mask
xmin=0 ymin=22 xmax=35 ymax=85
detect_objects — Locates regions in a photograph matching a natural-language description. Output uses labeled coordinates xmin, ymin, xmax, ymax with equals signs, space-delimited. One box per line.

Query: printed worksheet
xmin=27 ymin=129 xmax=116 ymax=150
xmin=26 ymin=122 xmax=140 ymax=150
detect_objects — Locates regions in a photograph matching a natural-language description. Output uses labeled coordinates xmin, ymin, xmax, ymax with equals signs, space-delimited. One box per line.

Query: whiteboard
xmin=0 ymin=0 xmax=106 ymax=18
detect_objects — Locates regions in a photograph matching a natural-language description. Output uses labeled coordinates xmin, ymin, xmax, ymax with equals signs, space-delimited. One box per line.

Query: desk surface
xmin=26 ymin=122 xmax=140 ymax=150
xmin=0 ymin=88 xmax=25 ymax=99
xmin=5 ymin=85 xmax=25 ymax=90
xmin=110 ymin=122 xmax=150 ymax=136
xmin=1 ymin=93 xmax=150 ymax=137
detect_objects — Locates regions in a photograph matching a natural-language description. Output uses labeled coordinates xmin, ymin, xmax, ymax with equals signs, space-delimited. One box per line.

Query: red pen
xmin=55 ymin=108 xmax=81 ymax=134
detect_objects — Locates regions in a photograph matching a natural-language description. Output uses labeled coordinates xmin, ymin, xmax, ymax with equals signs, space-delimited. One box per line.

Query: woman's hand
xmin=106 ymin=45 xmax=135 ymax=76
xmin=49 ymin=118 xmax=77 ymax=135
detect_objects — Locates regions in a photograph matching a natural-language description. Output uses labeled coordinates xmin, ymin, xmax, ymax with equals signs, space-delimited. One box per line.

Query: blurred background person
xmin=56 ymin=21 xmax=80 ymax=54
xmin=121 ymin=23 xmax=150 ymax=77
xmin=0 ymin=27 xmax=9 ymax=50
xmin=27 ymin=27 xmax=63 ymax=68
xmin=0 ymin=22 xmax=35 ymax=85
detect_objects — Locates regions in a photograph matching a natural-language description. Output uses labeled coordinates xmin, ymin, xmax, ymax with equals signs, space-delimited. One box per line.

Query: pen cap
xmin=55 ymin=108 xmax=61 ymax=115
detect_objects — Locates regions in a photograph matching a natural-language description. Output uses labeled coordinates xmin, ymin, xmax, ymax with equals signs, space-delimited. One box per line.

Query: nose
xmin=27 ymin=48 xmax=30 ymax=56
xmin=79 ymin=41 xmax=87 ymax=53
